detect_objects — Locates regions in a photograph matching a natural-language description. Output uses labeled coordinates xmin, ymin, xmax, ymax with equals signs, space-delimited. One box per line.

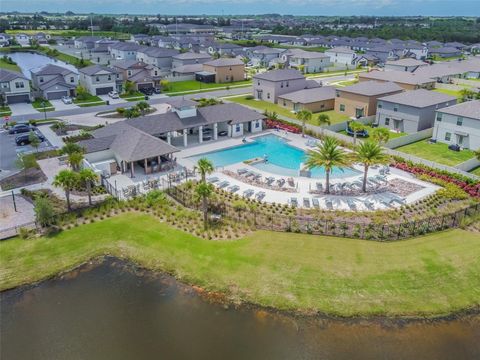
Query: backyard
xmin=227 ymin=95 xmax=350 ymax=124
xmin=164 ymin=80 xmax=251 ymax=95
xmin=396 ymin=140 xmax=475 ymax=166
xmin=338 ymin=125 xmax=406 ymax=139
xmin=0 ymin=212 xmax=479 ymax=317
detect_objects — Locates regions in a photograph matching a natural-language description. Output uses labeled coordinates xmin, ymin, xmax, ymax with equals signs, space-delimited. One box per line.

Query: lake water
xmin=1 ymin=258 xmax=479 ymax=360
xmin=8 ymin=52 xmax=78 ymax=79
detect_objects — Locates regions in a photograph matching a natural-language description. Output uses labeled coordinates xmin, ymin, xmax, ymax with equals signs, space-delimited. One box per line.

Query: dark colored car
xmin=153 ymin=88 xmax=161 ymax=94
xmin=8 ymin=124 xmax=36 ymax=134
xmin=139 ymin=87 xmax=154 ymax=96
xmin=15 ymin=132 xmax=45 ymax=146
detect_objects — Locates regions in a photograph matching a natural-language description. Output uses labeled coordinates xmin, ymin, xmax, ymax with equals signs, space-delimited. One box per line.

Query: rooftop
xmin=203 ymin=58 xmax=244 ymax=67
xmin=437 ymin=100 xmax=480 ymax=119
xmin=31 ymin=63 xmax=77 ymax=76
xmin=277 ymin=86 xmax=336 ymax=104
xmin=339 ymin=81 xmax=403 ymax=96
xmin=254 ymin=69 xmax=304 ymax=82
xmin=385 ymin=58 xmax=428 ymax=67
xmin=359 ymin=70 xmax=435 ymax=85
xmin=378 ymin=89 xmax=457 ymax=108
xmin=0 ymin=68 xmax=28 ymax=82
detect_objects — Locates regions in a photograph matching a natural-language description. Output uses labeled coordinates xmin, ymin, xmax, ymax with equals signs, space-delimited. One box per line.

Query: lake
xmin=1 ymin=258 xmax=479 ymax=360
xmin=8 ymin=52 xmax=78 ymax=79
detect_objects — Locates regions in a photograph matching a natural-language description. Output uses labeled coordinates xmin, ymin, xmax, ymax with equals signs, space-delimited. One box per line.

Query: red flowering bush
xmin=265 ymin=119 xmax=301 ymax=134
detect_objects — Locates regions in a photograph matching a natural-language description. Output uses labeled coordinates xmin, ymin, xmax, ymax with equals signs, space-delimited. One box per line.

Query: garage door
xmin=46 ymin=90 xmax=68 ymax=100
xmin=7 ymin=94 xmax=30 ymax=104
xmin=138 ymin=82 xmax=153 ymax=90
xmin=95 ymin=87 xmax=113 ymax=95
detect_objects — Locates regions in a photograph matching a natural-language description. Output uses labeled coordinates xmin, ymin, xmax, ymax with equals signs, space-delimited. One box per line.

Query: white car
xmin=61 ymin=96 xmax=73 ymax=104
xmin=108 ymin=91 xmax=119 ymax=99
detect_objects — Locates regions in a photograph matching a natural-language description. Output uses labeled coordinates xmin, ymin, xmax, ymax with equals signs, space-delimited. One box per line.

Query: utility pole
xmin=90 ymin=14 xmax=94 ymax=36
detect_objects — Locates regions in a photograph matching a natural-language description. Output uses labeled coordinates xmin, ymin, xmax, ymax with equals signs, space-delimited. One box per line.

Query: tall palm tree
xmin=296 ymin=109 xmax=312 ymax=137
xmin=67 ymin=151 xmax=84 ymax=171
xmin=371 ymin=127 xmax=390 ymax=145
xmin=317 ymin=113 xmax=331 ymax=135
xmin=196 ymin=158 xmax=214 ymax=183
xmin=354 ymin=141 xmax=390 ymax=192
xmin=79 ymin=168 xmax=98 ymax=206
xmin=349 ymin=121 xmax=365 ymax=146
xmin=60 ymin=142 xmax=84 ymax=156
xmin=305 ymin=136 xmax=352 ymax=194
xmin=194 ymin=182 xmax=214 ymax=230
xmin=53 ymin=169 xmax=79 ymax=211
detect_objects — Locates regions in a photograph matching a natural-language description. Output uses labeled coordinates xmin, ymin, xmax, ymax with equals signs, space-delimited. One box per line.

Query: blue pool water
xmin=189 ymin=135 xmax=360 ymax=179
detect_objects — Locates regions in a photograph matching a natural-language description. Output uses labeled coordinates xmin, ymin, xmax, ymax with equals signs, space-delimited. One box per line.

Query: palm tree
xmin=349 ymin=121 xmax=365 ymax=146
xmin=296 ymin=109 xmax=312 ymax=137
xmin=67 ymin=151 xmax=84 ymax=171
xmin=194 ymin=182 xmax=214 ymax=230
xmin=60 ymin=142 xmax=83 ymax=156
xmin=371 ymin=127 xmax=391 ymax=145
xmin=305 ymin=136 xmax=352 ymax=194
xmin=79 ymin=168 xmax=98 ymax=206
xmin=317 ymin=113 xmax=331 ymax=134
xmin=354 ymin=141 xmax=390 ymax=192
xmin=53 ymin=169 xmax=79 ymax=211
xmin=196 ymin=158 xmax=214 ymax=183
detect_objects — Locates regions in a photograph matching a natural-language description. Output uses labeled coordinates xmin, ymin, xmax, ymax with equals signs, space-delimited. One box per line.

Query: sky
xmin=1 ymin=0 xmax=479 ymax=16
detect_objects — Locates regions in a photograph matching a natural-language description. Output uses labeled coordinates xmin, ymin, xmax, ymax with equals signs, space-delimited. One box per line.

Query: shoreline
xmin=2 ymin=254 xmax=479 ymax=323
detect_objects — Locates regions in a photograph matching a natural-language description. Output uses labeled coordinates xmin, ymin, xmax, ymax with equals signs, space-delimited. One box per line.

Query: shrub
xmin=34 ymin=197 xmax=56 ymax=228
xmin=245 ymin=95 xmax=254 ymax=100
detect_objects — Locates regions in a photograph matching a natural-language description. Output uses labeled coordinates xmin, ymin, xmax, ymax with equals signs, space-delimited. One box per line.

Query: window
xmin=255 ymin=121 xmax=259 ymax=128
xmin=257 ymin=81 xmax=260 ymax=86
xmin=385 ymin=118 xmax=390 ymax=126
xmin=436 ymin=113 xmax=442 ymax=122
xmin=286 ymin=81 xmax=289 ymax=87
xmin=107 ymin=75 xmax=111 ymax=81
xmin=267 ymin=93 xmax=270 ymax=99
xmin=393 ymin=104 xmax=398 ymax=112
xmin=39 ymin=77 xmax=44 ymax=83
xmin=15 ymin=81 xmax=24 ymax=89
xmin=154 ymin=71 xmax=158 ymax=76
xmin=96 ymin=76 xmax=100 ymax=82
xmin=127 ymin=70 xmax=132 ymax=76
xmin=377 ymin=102 xmax=382 ymax=109
xmin=445 ymin=132 xmax=451 ymax=141
xmin=235 ymin=124 xmax=241 ymax=132
xmin=280 ymin=82 xmax=284 ymax=88
xmin=320 ymin=104 xmax=325 ymax=109
xmin=339 ymin=104 xmax=345 ymax=112
xmin=283 ymin=100 xmax=286 ymax=106
xmin=457 ymin=117 xmax=463 ymax=126
xmin=70 ymin=77 xmax=74 ymax=83
xmin=336 ymin=90 xmax=340 ymax=98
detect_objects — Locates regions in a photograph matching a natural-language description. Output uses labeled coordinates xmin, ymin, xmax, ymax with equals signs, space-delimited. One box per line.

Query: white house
xmin=0 ymin=68 xmax=32 ymax=104
xmin=325 ymin=47 xmax=357 ymax=66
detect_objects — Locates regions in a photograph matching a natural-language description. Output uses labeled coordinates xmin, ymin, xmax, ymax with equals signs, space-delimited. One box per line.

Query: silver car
xmin=108 ymin=91 xmax=119 ymax=99
xmin=61 ymin=96 xmax=73 ymax=104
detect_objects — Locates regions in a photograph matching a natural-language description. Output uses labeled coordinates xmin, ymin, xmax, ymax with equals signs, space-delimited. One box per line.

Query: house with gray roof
xmin=74 ymin=36 xmax=102 ymax=49
xmin=172 ymin=52 xmax=212 ymax=69
xmin=277 ymin=86 xmax=336 ymax=113
xmin=136 ymin=47 xmax=179 ymax=70
xmin=324 ymin=47 xmax=357 ymax=66
xmin=109 ymin=42 xmax=147 ymax=61
xmin=429 ymin=47 xmax=462 ymax=59
xmin=376 ymin=89 xmax=457 ymax=134
xmin=79 ymin=65 xmax=122 ymax=95
xmin=78 ymin=100 xmax=265 ymax=177
xmin=358 ymin=70 xmax=436 ymax=90
xmin=384 ymin=58 xmax=429 ymax=73
xmin=197 ymin=58 xmax=245 ymax=83
xmin=0 ymin=68 xmax=32 ymax=104
xmin=30 ymin=64 xmax=78 ymax=100
xmin=286 ymin=50 xmax=331 ymax=74
xmin=253 ymin=69 xmax=307 ymax=103
xmin=111 ymin=60 xmax=162 ymax=90
xmin=433 ymin=100 xmax=480 ymax=150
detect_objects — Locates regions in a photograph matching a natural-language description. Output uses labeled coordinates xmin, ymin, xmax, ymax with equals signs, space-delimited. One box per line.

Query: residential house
xmin=15 ymin=33 xmax=30 ymax=47
xmin=136 ymin=47 xmax=179 ymax=71
xmin=287 ymin=50 xmax=331 ymax=73
xmin=429 ymin=47 xmax=462 ymax=59
xmin=74 ymin=36 xmax=102 ymax=49
xmin=196 ymin=58 xmax=245 ymax=83
xmin=376 ymin=89 xmax=457 ymax=133
xmin=165 ymin=23 xmax=217 ymax=35
xmin=109 ymin=42 xmax=146 ymax=61
xmin=358 ymin=70 xmax=436 ymax=90
xmin=384 ymin=58 xmax=429 ymax=73
xmin=433 ymin=100 xmax=480 ymax=150
xmin=30 ymin=64 xmax=78 ymax=100
xmin=324 ymin=47 xmax=357 ymax=66
xmin=253 ymin=69 xmax=307 ymax=103
xmin=334 ymin=81 xmax=404 ymax=118
xmin=79 ymin=65 xmax=122 ymax=95
xmin=130 ymin=34 xmax=151 ymax=44
xmin=404 ymin=44 xmax=429 ymax=60
xmin=0 ymin=69 xmax=32 ymax=104
xmin=277 ymin=86 xmax=336 ymax=113
xmin=172 ymin=52 xmax=212 ymax=69
xmin=355 ymin=54 xmax=380 ymax=67
xmin=365 ymin=45 xmax=403 ymax=64
xmin=246 ymin=46 xmax=285 ymax=67
xmin=0 ymin=33 xmax=12 ymax=47
xmin=111 ymin=60 xmax=162 ymax=90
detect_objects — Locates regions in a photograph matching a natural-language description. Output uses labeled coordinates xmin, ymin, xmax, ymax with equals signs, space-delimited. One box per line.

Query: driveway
xmin=50 ymin=99 xmax=78 ymax=111
xmin=99 ymin=95 xmax=126 ymax=105
xmin=9 ymin=103 xmax=35 ymax=116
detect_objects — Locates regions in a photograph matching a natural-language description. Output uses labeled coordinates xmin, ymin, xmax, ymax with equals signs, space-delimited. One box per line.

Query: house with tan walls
xmin=196 ymin=58 xmax=245 ymax=84
xmin=334 ymin=81 xmax=404 ymax=118
xmin=358 ymin=70 xmax=436 ymax=90
xmin=277 ymin=86 xmax=336 ymax=113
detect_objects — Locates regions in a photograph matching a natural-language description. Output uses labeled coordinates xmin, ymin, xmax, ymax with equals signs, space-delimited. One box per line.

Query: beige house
xmin=278 ymin=86 xmax=336 ymax=113
xmin=335 ymin=81 xmax=404 ymax=118
xmin=196 ymin=58 xmax=245 ymax=84
xmin=358 ymin=70 xmax=436 ymax=90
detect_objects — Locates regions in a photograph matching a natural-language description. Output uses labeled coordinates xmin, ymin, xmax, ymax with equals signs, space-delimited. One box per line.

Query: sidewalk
xmin=38 ymin=124 xmax=65 ymax=148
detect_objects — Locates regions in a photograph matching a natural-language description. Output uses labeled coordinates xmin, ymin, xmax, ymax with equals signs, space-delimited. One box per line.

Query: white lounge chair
xmin=207 ymin=176 xmax=219 ymax=183
xmin=312 ymin=198 xmax=320 ymax=208
xmin=303 ymin=197 xmax=310 ymax=208
xmin=255 ymin=191 xmax=266 ymax=200
xmin=243 ymin=189 xmax=254 ymax=197
xmin=325 ymin=199 xmax=333 ymax=210
xmin=290 ymin=197 xmax=298 ymax=207
xmin=237 ymin=168 xmax=248 ymax=175
xmin=217 ymin=181 xmax=229 ymax=188
xmin=227 ymin=185 xmax=240 ymax=193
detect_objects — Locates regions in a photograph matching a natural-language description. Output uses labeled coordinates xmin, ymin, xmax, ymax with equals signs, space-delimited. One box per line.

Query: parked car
xmin=8 ymin=124 xmax=36 ymax=135
xmin=108 ymin=91 xmax=119 ymax=99
xmin=61 ymin=96 xmax=73 ymax=104
xmin=15 ymin=132 xmax=45 ymax=146
xmin=139 ymin=87 xmax=154 ymax=96
xmin=153 ymin=88 xmax=161 ymax=94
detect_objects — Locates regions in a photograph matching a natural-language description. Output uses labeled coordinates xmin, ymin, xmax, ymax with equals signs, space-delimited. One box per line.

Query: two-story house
xmin=136 ymin=47 xmax=179 ymax=71
xmin=195 ymin=58 xmax=245 ymax=84
xmin=109 ymin=42 xmax=146 ymax=61
xmin=384 ymin=58 xmax=429 ymax=73
xmin=0 ymin=33 xmax=12 ymax=47
xmin=288 ymin=50 xmax=331 ymax=73
xmin=171 ymin=52 xmax=212 ymax=69
xmin=246 ymin=46 xmax=285 ymax=67
xmin=376 ymin=89 xmax=457 ymax=134
xmin=0 ymin=69 xmax=32 ymax=104
xmin=30 ymin=64 xmax=78 ymax=100
xmin=253 ymin=69 xmax=307 ymax=103
xmin=111 ymin=60 xmax=161 ymax=90
xmin=324 ymin=47 xmax=357 ymax=66
xmin=74 ymin=36 xmax=102 ymax=49
xmin=433 ymin=100 xmax=480 ymax=150
xmin=79 ymin=65 xmax=122 ymax=95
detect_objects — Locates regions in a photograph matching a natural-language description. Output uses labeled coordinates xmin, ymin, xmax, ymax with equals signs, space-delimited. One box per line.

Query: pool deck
xmin=176 ymin=130 xmax=439 ymax=211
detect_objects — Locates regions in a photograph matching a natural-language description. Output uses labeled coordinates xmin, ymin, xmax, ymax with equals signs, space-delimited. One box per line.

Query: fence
xmin=166 ymin=185 xmax=480 ymax=241
xmin=384 ymin=128 xmax=433 ymax=149
xmin=456 ymin=158 xmax=480 ymax=172
xmin=324 ymin=116 xmax=374 ymax=133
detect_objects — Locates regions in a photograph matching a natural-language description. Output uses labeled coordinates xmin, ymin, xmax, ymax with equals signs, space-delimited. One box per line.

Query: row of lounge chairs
xmin=288 ymin=193 xmax=404 ymax=211
xmin=311 ymin=175 xmax=388 ymax=195
xmin=235 ymin=168 xmax=296 ymax=191
xmin=207 ymin=176 xmax=267 ymax=201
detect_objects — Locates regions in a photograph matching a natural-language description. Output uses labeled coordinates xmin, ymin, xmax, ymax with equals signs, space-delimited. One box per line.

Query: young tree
xmin=196 ymin=158 xmax=214 ymax=183
xmin=60 ymin=142 xmax=84 ymax=156
xmin=160 ymin=79 xmax=170 ymax=91
xmin=52 ymin=169 xmax=79 ymax=212
xmin=354 ymin=141 xmax=389 ymax=192
xmin=194 ymin=182 xmax=214 ymax=230
xmin=79 ymin=168 xmax=98 ymax=206
xmin=75 ymin=85 xmax=89 ymax=101
xmin=305 ymin=136 xmax=352 ymax=194
xmin=67 ymin=151 xmax=84 ymax=171
xmin=135 ymin=101 xmax=150 ymax=115
xmin=349 ymin=121 xmax=365 ymax=146
xmin=123 ymin=80 xmax=136 ymax=95
xmin=371 ymin=127 xmax=391 ymax=145
xmin=296 ymin=109 xmax=312 ymax=138
xmin=317 ymin=113 xmax=331 ymax=134
xmin=16 ymin=153 xmax=37 ymax=181
xmin=34 ymin=196 xmax=56 ymax=228
xmin=28 ymin=131 xmax=41 ymax=153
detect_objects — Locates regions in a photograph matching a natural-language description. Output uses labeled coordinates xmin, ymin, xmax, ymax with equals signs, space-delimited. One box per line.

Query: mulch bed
xmin=387 ymin=178 xmax=425 ymax=197
xmin=0 ymin=168 xmax=47 ymax=190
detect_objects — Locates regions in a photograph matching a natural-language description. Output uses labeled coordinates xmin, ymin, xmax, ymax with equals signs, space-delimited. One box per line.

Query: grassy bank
xmin=0 ymin=57 xmax=21 ymax=72
xmin=396 ymin=140 xmax=475 ymax=166
xmin=164 ymin=80 xmax=251 ymax=94
xmin=1 ymin=213 xmax=479 ymax=317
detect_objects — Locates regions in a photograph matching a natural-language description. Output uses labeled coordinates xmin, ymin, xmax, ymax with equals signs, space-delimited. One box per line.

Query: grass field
xmin=74 ymin=94 xmax=105 ymax=107
xmin=470 ymin=167 xmax=480 ymax=176
xmin=164 ymin=80 xmax=251 ymax=94
xmin=433 ymin=88 xmax=463 ymax=99
xmin=339 ymin=125 xmax=406 ymax=139
xmin=6 ymin=29 xmax=130 ymax=40
xmin=0 ymin=57 xmax=21 ymax=72
xmin=120 ymin=91 xmax=144 ymax=100
xmin=32 ymin=99 xmax=55 ymax=112
xmin=396 ymin=140 xmax=475 ymax=166
xmin=0 ymin=105 xmax=12 ymax=115
xmin=1 ymin=213 xmax=479 ymax=317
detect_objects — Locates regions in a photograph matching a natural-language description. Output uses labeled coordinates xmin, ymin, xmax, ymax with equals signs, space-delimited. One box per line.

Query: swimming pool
xmin=189 ymin=134 xmax=361 ymax=179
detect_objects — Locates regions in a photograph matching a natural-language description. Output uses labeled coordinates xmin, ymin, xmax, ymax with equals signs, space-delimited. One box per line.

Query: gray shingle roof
xmin=339 ymin=81 xmax=403 ymax=96
xmin=139 ymin=47 xmax=179 ymax=58
xmin=79 ymin=64 xmax=117 ymax=76
xmin=385 ymin=58 xmax=428 ymax=67
xmin=359 ymin=70 xmax=435 ymax=85
xmin=277 ymin=86 xmax=336 ymax=104
xmin=0 ymin=68 xmax=28 ymax=82
xmin=253 ymin=69 xmax=304 ymax=82
xmin=437 ymin=100 xmax=480 ymax=120
xmin=31 ymin=64 xmax=76 ymax=76
xmin=378 ymin=89 xmax=457 ymax=108
xmin=172 ymin=52 xmax=212 ymax=60
xmin=203 ymin=58 xmax=244 ymax=67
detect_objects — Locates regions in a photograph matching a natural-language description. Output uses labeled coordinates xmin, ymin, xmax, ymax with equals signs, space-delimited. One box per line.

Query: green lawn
xmin=0 ymin=57 xmax=21 ymax=72
xmin=227 ymin=95 xmax=350 ymax=125
xmin=0 ymin=105 xmax=12 ymax=116
xmin=339 ymin=125 xmax=406 ymax=139
xmin=120 ymin=91 xmax=145 ymax=99
xmin=396 ymin=140 xmax=475 ymax=166
xmin=74 ymin=94 xmax=106 ymax=107
xmin=164 ymin=80 xmax=251 ymax=94
xmin=332 ymin=79 xmax=359 ymax=87
xmin=470 ymin=167 xmax=480 ymax=176
xmin=32 ymin=99 xmax=55 ymax=112
xmin=1 ymin=212 xmax=479 ymax=317
xmin=433 ymin=88 xmax=462 ymax=98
